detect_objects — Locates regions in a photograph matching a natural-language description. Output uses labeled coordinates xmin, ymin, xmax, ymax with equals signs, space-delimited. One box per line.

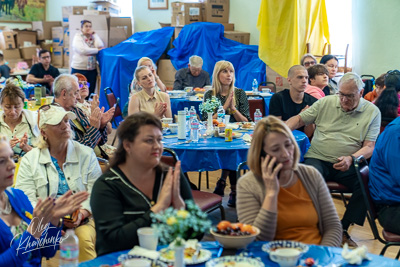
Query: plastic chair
xmin=327 ymin=181 xmax=352 ymax=207
xmin=236 ymin=161 xmax=248 ymax=181
xmin=361 ymin=75 xmax=375 ymax=97
xmin=353 ymin=155 xmax=400 ymax=258
xmin=161 ymin=148 xmax=225 ymax=220
xmin=248 ymin=98 xmax=265 ymax=121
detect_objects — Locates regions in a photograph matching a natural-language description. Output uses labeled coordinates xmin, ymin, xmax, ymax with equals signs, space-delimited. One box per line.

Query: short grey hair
xmin=339 ymin=72 xmax=365 ymax=92
xmin=53 ymin=74 xmax=78 ymax=98
xmin=189 ymin=55 xmax=203 ymax=68
xmin=300 ymin=53 xmax=317 ymax=65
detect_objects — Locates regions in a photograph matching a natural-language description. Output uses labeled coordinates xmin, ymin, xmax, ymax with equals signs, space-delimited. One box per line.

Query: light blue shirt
xmin=51 ymin=156 xmax=70 ymax=197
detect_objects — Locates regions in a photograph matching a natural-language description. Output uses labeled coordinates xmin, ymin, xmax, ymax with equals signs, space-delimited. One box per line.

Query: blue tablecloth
xmin=162 ymin=130 xmax=310 ymax=173
xmin=79 ymin=241 xmax=400 ymax=267
xmin=170 ymin=98 xmax=202 ymax=117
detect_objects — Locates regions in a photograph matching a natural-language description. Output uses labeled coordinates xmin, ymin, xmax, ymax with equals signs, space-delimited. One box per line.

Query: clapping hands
xmin=89 ymin=94 xmax=115 ymax=129
xmin=152 ymin=161 xmax=185 ymax=213
xmin=154 ymin=102 xmax=167 ymax=118
xmin=10 ymin=133 xmax=32 ymax=152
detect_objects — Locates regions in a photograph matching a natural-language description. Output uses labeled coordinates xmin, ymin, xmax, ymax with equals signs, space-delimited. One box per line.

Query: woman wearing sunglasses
xmin=15 ymin=105 xmax=102 ymax=262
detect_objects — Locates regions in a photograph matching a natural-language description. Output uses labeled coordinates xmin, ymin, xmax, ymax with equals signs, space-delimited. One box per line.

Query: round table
xmin=170 ymin=97 xmax=202 ymax=116
xmin=162 ymin=130 xmax=310 ymax=173
xmin=79 ymin=241 xmax=400 ymax=267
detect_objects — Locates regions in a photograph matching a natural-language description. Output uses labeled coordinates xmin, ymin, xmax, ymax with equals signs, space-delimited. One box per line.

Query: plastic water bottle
xmin=190 ymin=117 xmax=200 ymax=142
xmin=252 ymin=79 xmax=258 ymax=94
xmin=60 ymin=229 xmax=79 ymax=267
xmin=189 ymin=106 xmax=196 ymax=122
xmin=184 ymin=107 xmax=190 ymax=132
xmin=254 ymin=109 xmax=262 ymax=124
xmin=217 ymin=106 xmax=225 ymax=124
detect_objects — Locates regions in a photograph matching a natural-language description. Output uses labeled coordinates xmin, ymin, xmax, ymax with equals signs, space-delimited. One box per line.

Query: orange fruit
xmin=217 ymin=221 xmax=231 ymax=231
xmin=241 ymin=224 xmax=256 ymax=234
xmin=231 ymin=223 xmax=243 ymax=231
xmin=213 ymin=119 xmax=219 ymax=126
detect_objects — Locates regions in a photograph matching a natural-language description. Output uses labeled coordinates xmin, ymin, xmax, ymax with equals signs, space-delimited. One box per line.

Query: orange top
xmin=364 ymin=90 xmax=378 ymax=102
xmin=275 ymin=179 xmax=322 ymax=245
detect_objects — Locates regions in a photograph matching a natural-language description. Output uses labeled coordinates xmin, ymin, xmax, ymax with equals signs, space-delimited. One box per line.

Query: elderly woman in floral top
xmin=202 ymin=60 xmax=251 ymax=208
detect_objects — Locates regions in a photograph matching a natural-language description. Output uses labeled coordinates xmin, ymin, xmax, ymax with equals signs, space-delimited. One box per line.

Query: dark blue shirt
xmin=369 ymin=117 xmax=400 ymax=205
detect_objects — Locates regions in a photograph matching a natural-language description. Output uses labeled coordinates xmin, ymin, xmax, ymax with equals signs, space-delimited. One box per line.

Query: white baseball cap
xmin=38 ymin=105 xmax=76 ymax=129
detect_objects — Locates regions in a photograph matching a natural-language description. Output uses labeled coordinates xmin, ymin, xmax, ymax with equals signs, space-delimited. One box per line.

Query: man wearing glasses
xmin=27 ymin=49 xmax=60 ymax=94
xmin=286 ymin=72 xmax=381 ymax=248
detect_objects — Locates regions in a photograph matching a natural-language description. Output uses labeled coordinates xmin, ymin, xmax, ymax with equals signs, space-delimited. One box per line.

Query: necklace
xmin=280 ymin=171 xmax=295 ymax=188
xmin=0 ymin=192 xmax=12 ymax=215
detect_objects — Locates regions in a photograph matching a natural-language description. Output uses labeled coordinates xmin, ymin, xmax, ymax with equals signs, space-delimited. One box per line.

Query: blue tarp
xmin=168 ymin=22 xmax=266 ymax=91
xmin=97 ymin=22 xmax=266 ymax=111
xmin=97 ymin=27 xmax=174 ymax=110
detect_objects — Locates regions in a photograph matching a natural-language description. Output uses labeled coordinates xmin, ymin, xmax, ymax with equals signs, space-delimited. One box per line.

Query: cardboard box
xmin=171 ymin=2 xmax=202 ymax=26
xmin=83 ymin=10 xmax=110 ymax=16
xmin=32 ymin=21 xmax=62 ymax=41
xmin=224 ymin=31 xmax=250 ymax=45
xmin=14 ymin=30 xmax=37 ymax=48
xmin=202 ymin=0 xmax=229 ymax=23
xmin=52 ymin=46 xmax=63 ymax=68
xmin=63 ymin=47 xmax=69 ymax=68
xmin=220 ymin=22 xmax=234 ymax=31
xmin=157 ymin=59 xmax=177 ymax=90
xmin=2 ymin=31 xmax=16 ymax=49
xmin=63 ymin=28 xmax=70 ymax=48
xmin=62 ymin=6 xmax=88 ymax=26
xmin=3 ymin=49 xmax=21 ymax=60
xmin=40 ymin=41 xmax=53 ymax=52
xmin=109 ymin=17 xmax=132 ymax=38
xmin=92 ymin=1 xmax=120 ymax=16
xmin=266 ymin=65 xmax=289 ymax=92
xmin=174 ymin=26 xmax=183 ymax=39
xmin=20 ymin=46 xmax=39 ymax=60
xmin=5 ymin=58 xmax=23 ymax=69
xmin=52 ymin=27 xmax=65 ymax=46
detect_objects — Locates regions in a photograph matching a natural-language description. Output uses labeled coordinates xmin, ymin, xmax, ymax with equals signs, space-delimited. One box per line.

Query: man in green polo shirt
xmin=286 ymin=72 xmax=381 ymax=248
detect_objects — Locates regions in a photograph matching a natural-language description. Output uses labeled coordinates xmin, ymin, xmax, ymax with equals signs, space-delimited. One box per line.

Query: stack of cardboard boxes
xmin=0 ymin=28 xmax=39 ymax=69
xmin=171 ymin=0 xmax=249 ymax=45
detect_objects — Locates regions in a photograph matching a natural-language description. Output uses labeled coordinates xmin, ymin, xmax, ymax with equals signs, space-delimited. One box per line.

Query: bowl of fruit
xmin=210 ymin=221 xmax=260 ymax=249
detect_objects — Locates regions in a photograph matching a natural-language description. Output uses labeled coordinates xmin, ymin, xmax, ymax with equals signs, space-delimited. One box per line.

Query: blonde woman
xmin=130 ymin=57 xmax=166 ymax=93
xmin=237 ymin=116 xmax=341 ymax=247
xmin=128 ymin=66 xmax=172 ymax=119
xmin=203 ymin=60 xmax=251 ymax=207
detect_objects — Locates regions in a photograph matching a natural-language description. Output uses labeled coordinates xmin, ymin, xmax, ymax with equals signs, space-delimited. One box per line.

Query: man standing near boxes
xmin=26 ymin=49 xmax=60 ymax=94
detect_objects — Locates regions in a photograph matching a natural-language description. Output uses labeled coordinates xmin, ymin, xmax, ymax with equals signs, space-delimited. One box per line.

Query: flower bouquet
xmin=199 ymin=96 xmax=221 ymax=114
xmin=151 ymin=200 xmax=211 ymax=246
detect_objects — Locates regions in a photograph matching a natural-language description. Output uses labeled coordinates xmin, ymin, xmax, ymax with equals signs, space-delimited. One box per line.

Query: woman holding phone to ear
xmin=236 ymin=116 xmax=342 ymax=247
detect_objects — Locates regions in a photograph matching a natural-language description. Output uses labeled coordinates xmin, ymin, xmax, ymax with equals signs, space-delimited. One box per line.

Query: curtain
xmin=257 ymin=0 xmax=330 ymax=77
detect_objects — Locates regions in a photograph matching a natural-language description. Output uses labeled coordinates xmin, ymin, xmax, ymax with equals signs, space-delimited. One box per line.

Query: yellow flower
xmin=25 ymin=211 xmax=33 ymax=220
xmin=177 ymin=210 xmax=189 ymax=219
xmin=166 ymin=216 xmax=177 ymax=225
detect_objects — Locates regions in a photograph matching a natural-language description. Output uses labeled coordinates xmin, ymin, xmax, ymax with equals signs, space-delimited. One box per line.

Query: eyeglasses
xmin=304 ymin=61 xmax=316 ymax=67
xmin=338 ymin=92 xmax=356 ymax=99
xmin=79 ymin=81 xmax=90 ymax=89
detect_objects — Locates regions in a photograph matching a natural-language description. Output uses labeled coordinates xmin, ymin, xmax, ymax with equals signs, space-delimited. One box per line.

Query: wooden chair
xmin=306 ymin=42 xmax=331 ymax=59
xmin=161 ymin=148 xmax=225 ymax=220
xmin=248 ymin=98 xmax=265 ymax=121
xmin=104 ymin=87 xmax=124 ymax=145
xmin=353 ymin=155 xmax=400 ymax=258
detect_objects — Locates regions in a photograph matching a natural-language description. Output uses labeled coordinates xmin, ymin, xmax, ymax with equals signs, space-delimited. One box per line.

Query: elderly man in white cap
xmin=173 ymin=55 xmax=210 ymax=90
xmin=16 ymin=104 xmax=101 ymax=262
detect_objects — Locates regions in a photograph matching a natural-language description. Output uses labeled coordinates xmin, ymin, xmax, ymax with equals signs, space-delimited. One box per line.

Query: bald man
xmin=269 ymin=65 xmax=318 ymax=133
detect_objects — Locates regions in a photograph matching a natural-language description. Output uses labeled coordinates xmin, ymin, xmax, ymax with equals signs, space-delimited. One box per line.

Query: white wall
xmin=133 ymin=0 xmax=261 ymax=45
xmin=352 ymin=0 xmax=400 ymax=77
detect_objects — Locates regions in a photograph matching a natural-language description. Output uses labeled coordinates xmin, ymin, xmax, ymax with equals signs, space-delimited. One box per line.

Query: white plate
xmin=159 ymin=248 xmax=212 ymax=265
xmin=260 ymin=92 xmax=272 ymax=97
xmin=206 ymin=256 xmax=265 ymax=267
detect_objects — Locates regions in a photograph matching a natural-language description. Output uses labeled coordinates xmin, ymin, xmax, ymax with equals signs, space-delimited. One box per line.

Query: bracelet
xmin=231 ymin=109 xmax=237 ymax=115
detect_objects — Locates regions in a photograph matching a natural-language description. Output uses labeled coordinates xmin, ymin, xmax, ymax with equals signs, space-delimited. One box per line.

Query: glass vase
xmin=207 ymin=112 xmax=213 ymax=130
xmin=174 ymin=245 xmax=185 ymax=267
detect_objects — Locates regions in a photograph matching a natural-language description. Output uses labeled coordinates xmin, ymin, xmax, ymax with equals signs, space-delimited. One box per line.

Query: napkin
xmin=242 ymin=133 xmax=252 ymax=143
xmin=341 ymin=243 xmax=371 ymax=265
xmin=128 ymin=246 xmax=160 ymax=260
